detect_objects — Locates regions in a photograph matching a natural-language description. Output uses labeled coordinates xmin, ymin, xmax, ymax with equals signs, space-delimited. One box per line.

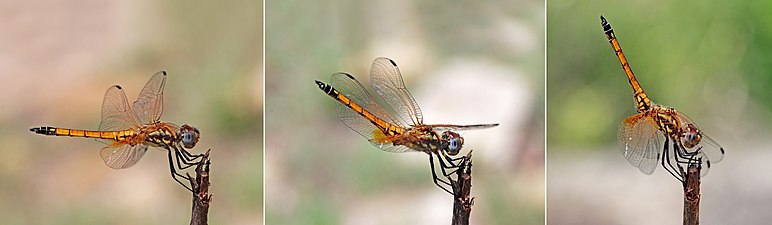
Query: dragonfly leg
xmin=173 ymin=143 xmax=204 ymax=169
xmin=440 ymin=152 xmax=471 ymax=175
xmin=174 ymin=147 xmax=199 ymax=170
xmin=661 ymin=138 xmax=684 ymax=183
xmin=672 ymin=141 xmax=699 ymax=167
xmin=166 ymin=148 xmax=193 ymax=192
xmin=428 ymin=153 xmax=453 ymax=194
xmin=672 ymin=140 xmax=700 ymax=163
xmin=435 ymin=152 xmax=464 ymax=177
xmin=180 ymin=147 xmax=206 ymax=161
xmin=441 ymin=152 xmax=464 ymax=168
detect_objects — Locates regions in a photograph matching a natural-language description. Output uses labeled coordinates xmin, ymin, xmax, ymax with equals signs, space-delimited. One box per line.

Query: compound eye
xmin=683 ymin=124 xmax=701 ymax=149
xmin=442 ymin=131 xmax=463 ymax=156
xmin=180 ymin=125 xmax=200 ymax=149
xmin=449 ymin=138 xmax=460 ymax=151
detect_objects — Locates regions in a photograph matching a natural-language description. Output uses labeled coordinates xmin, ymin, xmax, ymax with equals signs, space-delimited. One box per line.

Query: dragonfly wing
xmin=97 ymin=85 xmax=142 ymax=145
xmin=100 ymin=143 xmax=149 ymax=169
xmin=368 ymin=132 xmax=422 ymax=153
xmin=331 ymin=72 xmax=406 ymax=135
xmin=368 ymin=137 xmax=417 ymax=153
xmin=425 ymin=123 xmax=500 ymax=131
xmin=335 ymin=102 xmax=418 ymax=153
xmin=370 ymin=57 xmax=423 ymax=126
xmin=676 ymin=113 xmax=725 ymax=165
xmin=618 ymin=113 xmax=662 ymax=175
xmin=132 ymin=71 xmax=166 ymax=124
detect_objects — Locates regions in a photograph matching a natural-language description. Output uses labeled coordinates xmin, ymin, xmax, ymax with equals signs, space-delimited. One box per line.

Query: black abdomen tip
xmin=30 ymin=127 xmax=54 ymax=135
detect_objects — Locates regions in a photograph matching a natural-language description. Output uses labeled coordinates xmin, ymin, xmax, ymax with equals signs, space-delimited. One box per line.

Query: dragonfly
xmin=30 ymin=71 xmax=205 ymax=191
xmin=601 ymin=16 xmax=725 ymax=182
xmin=315 ymin=57 xmax=498 ymax=194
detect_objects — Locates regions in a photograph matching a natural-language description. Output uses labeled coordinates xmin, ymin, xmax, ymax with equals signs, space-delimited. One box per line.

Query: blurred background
xmin=548 ymin=0 xmax=772 ymax=224
xmin=266 ymin=0 xmax=544 ymax=224
xmin=1 ymin=0 xmax=261 ymax=224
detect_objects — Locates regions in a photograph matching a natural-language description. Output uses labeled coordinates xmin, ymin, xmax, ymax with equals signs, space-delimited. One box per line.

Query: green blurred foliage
xmin=548 ymin=0 xmax=769 ymax=149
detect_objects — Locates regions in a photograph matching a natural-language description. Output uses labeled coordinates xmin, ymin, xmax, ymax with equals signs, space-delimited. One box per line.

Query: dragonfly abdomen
xmin=315 ymin=80 xmax=404 ymax=136
xmin=30 ymin=126 xmax=133 ymax=142
xmin=600 ymin=16 xmax=652 ymax=112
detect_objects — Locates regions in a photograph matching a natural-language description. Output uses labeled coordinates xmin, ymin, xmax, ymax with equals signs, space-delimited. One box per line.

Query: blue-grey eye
xmin=449 ymin=138 xmax=459 ymax=151
xmin=180 ymin=125 xmax=200 ymax=149
xmin=441 ymin=131 xmax=463 ymax=156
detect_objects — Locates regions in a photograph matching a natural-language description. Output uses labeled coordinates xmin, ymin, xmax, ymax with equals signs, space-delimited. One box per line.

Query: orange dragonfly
xmin=601 ymin=16 xmax=725 ymax=182
xmin=315 ymin=57 xmax=498 ymax=194
xmin=30 ymin=71 xmax=204 ymax=191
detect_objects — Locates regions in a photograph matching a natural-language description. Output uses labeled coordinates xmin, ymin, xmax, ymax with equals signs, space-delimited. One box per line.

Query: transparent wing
xmin=424 ymin=123 xmax=500 ymax=131
xmin=97 ymin=85 xmax=142 ymax=145
xmin=332 ymin=72 xmax=406 ymax=136
xmin=329 ymin=72 xmax=416 ymax=153
xmin=677 ymin=112 xmax=724 ymax=176
xmin=618 ymin=113 xmax=663 ymax=175
xmin=99 ymin=85 xmax=142 ymax=131
xmin=370 ymin=57 xmax=423 ymax=126
xmin=368 ymin=133 xmax=420 ymax=153
xmin=676 ymin=113 xmax=725 ymax=166
xmin=99 ymin=143 xmax=149 ymax=169
xmin=132 ymin=71 xmax=166 ymax=124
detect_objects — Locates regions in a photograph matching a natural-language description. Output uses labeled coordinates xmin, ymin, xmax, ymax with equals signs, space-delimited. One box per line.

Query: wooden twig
xmin=189 ymin=150 xmax=212 ymax=225
xmin=451 ymin=151 xmax=474 ymax=225
xmin=682 ymin=163 xmax=701 ymax=225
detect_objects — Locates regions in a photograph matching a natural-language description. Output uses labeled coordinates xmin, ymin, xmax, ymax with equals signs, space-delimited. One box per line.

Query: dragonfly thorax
xmin=649 ymin=105 xmax=683 ymax=139
xmin=141 ymin=123 xmax=199 ymax=149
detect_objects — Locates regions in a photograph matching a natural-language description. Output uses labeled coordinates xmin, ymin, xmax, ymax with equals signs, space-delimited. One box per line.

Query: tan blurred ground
xmin=2 ymin=0 xmax=262 ymax=224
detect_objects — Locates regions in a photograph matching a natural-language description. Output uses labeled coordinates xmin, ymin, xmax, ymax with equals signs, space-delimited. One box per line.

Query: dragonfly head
xmin=180 ymin=124 xmax=200 ymax=149
xmin=441 ymin=131 xmax=464 ymax=155
xmin=683 ymin=124 xmax=702 ymax=149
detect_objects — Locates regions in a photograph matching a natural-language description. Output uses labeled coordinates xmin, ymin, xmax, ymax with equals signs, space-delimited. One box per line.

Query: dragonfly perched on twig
xmin=315 ymin=57 xmax=498 ymax=194
xmin=30 ymin=71 xmax=205 ymax=191
xmin=601 ymin=16 xmax=725 ymax=182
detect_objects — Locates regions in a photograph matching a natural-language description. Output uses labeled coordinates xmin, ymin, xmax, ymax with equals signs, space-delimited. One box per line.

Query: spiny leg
xmin=173 ymin=143 xmax=205 ymax=168
xmin=166 ymin=148 xmax=193 ymax=192
xmin=435 ymin=151 xmax=464 ymax=177
xmin=660 ymin=138 xmax=683 ymax=183
xmin=672 ymin=139 xmax=700 ymax=163
xmin=174 ymin=148 xmax=199 ymax=170
xmin=180 ymin=147 xmax=205 ymax=161
xmin=428 ymin=153 xmax=453 ymax=194
xmin=661 ymin=138 xmax=684 ymax=183
xmin=168 ymin=144 xmax=200 ymax=170
xmin=669 ymin=138 xmax=687 ymax=182
xmin=440 ymin=151 xmax=465 ymax=168
xmin=441 ymin=152 xmax=470 ymax=175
